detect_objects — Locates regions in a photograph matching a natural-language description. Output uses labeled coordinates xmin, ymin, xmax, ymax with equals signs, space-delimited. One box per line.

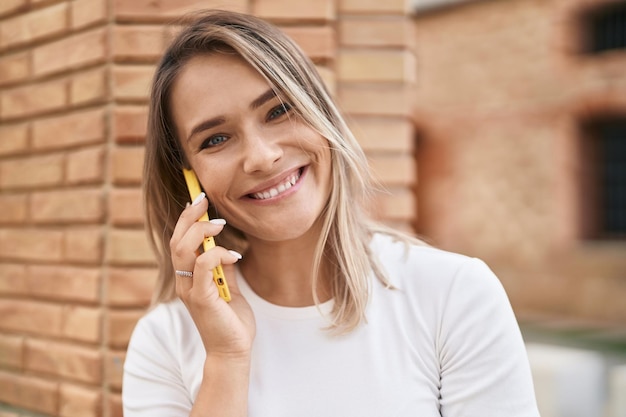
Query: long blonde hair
xmin=144 ymin=9 xmax=417 ymax=332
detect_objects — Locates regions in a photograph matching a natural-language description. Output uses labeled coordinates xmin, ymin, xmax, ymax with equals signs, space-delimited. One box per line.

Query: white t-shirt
xmin=123 ymin=233 xmax=540 ymax=416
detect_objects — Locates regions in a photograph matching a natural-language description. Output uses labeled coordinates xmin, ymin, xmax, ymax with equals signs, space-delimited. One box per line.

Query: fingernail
xmin=191 ymin=192 xmax=205 ymax=206
xmin=210 ymin=218 xmax=226 ymax=225
xmin=228 ymin=250 xmax=243 ymax=260
xmin=185 ymin=202 xmax=190 ymax=208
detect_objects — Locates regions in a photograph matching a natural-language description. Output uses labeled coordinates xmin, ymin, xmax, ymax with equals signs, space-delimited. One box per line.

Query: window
xmin=585 ymin=2 xmax=626 ymax=53
xmin=580 ymin=119 xmax=626 ymax=239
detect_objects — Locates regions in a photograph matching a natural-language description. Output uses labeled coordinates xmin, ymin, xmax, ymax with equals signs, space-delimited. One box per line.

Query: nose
xmin=241 ymin=127 xmax=283 ymax=174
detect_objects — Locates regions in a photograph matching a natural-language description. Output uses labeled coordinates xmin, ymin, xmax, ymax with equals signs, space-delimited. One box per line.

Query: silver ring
xmin=175 ymin=270 xmax=193 ymax=278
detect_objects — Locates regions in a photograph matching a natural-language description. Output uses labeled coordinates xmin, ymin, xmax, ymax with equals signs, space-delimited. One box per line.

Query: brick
xmin=113 ymin=105 xmax=148 ymax=143
xmin=338 ymin=85 xmax=410 ymax=116
xmin=106 ymin=228 xmax=155 ymax=265
xmin=108 ymin=392 xmax=123 ymax=417
xmin=106 ymin=309 xmax=144 ymax=348
xmin=254 ymin=0 xmax=335 ymax=20
xmin=0 ymin=0 xmax=27 ymax=19
xmin=25 ymin=338 xmax=102 ymax=384
xmin=375 ymin=186 xmax=415 ymax=220
xmin=25 ymin=265 xmax=100 ymax=303
xmin=71 ymin=0 xmax=107 ymax=29
xmin=0 ymin=122 xmax=28 ymax=156
xmin=32 ymin=108 xmax=106 ymax=150
xmin=33 ymin=28 xmax=107 ymax=77
xmin=66 ymin=146 xmax=105 ymax=185
xmin=110 ymin=146 xmax=144 ymax=185
xmin=316 ymin=65 xmax=335 ymax=95
xmin=0 ymin=333 xmax=24 ymax=369
xmin=62 ymin=305 xmax=102 ymax=344
xmin=63 ymin=226 xmax=104 ymax=264
xmin=107 ymin=267 xmax=157 ymax=307
xmin=0 ymin=154 xmax=64 ymax=189
xmin=109 ymin=187 xmax=143 ymax=226
xmin=281 ymin=26 xmax=335 ymax=60
xmin=0 ymin=299 xmax=63 ymax=337
xmin=347 ymin=116 xmax=413 ymax=152
xmin=106 ymin=350 xmax=125 ymax=390
xmin=340 ymin=17 xmax=412 ymax=47
xmin=113 ymin=0 xmax=247 ymax=21
xmin=113 ymin=25 xmax=166 ymax=62
xmin=31 ymin=188 xmax=104 ymax=224
xmin=0 ymin=228 xmax=64 ymax=262
xmin=368 ymin=153 xmax=415 ymax=186
xmin=0 ymin=371 xmax=58 ymax=415
xmin=1 ymin=78 xmax=67 ymax=120
xmin=59 ymin=383 xmax=102 ymax=417
xmin=70 ymin=67 xmax=108 ymax=105
xmin=0 ymin=193 xmax=27 ymax=223
xmin=0 ymin=51 xmax=29 ymax=86
xmin=338 ymin=50 xmax=416 ymax=83
xmin=113 ymin=65 xmax=154 ymax=101
xmin=0 ymin=263 xmax=27 ymax=296
xmin=0 ymin=3 xmax=68 ymax=49
xmin=339 ymin=0 xmax=410 ymax=14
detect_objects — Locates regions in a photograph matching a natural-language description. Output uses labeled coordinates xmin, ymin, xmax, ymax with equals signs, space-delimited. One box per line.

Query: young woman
xmin=122 ymin=9 xmax=540 ymax=417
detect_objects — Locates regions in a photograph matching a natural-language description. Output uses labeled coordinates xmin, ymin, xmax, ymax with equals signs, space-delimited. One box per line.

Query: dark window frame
xmin=582 ymin=1 xmax=626 ymax=53
xmin=580 ymin=118 xmax=626 ymax=240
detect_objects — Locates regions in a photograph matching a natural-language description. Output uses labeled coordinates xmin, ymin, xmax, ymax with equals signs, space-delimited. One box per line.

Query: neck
xmin=239 ymin=222 xmax=331 ymax=307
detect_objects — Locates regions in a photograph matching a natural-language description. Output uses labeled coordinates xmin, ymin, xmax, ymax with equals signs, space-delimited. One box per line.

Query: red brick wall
xmin=0 ymin=0 xmax=111 ymax=415
xmin=0 ymin=0 xmax=416 ymax=415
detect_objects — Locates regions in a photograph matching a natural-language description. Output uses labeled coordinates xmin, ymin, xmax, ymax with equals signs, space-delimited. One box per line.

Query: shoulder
xmin=125 ymin=298 xmax=195 ymax=368
xmin=123 ymin=299 xmax=202 ymax=412
xmin=369 ymin=232 xmax=507 ymax=309
xmin=371 ymin=233 xmax=493 ymax=284
xmin=132 ymin=298 xmax=190 ymax=337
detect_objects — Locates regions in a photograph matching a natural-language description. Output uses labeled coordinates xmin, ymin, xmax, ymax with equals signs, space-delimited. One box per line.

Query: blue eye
xmin=201 ymin=134 xmax=228 ymax=149
xmin=268 ymin=103 xmax=292 ymax=120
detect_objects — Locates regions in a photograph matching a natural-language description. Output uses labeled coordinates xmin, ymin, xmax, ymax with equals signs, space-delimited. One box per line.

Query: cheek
xmin=197 ymin=169 xmax=231 ymax=205
xmin=318 ymin=146 xmax=333 ymax=181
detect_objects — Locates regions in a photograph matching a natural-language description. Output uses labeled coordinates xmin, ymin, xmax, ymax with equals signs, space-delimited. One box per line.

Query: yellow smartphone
xmin=182 ymin=168 xmax=232 ymax=302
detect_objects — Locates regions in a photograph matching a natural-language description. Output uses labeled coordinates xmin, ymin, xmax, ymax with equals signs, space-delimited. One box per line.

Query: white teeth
xmin=251 ymin=170 xmax=301 ymax=200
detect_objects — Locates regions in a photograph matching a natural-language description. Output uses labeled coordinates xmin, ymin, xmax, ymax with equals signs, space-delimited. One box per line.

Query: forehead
xmin=174 ymin=52 xmax=266 ymax=95
xmin=169 ymin=53 xmax=272 ymax=132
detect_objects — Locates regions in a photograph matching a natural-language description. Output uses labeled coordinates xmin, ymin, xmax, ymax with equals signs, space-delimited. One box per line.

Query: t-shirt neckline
xmin=235 ymin=266 xmax=334 ymax=320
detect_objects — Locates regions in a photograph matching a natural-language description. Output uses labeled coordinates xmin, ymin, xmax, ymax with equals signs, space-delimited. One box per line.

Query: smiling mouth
xmin=249 ymin=168 xmax=303 ymax=200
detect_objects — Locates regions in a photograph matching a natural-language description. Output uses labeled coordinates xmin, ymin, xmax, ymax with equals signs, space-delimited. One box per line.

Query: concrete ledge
xmin=526 ymin=343 xmax=607 ymax=417
xmin=608 ymin=364 xmax=626 ymax=417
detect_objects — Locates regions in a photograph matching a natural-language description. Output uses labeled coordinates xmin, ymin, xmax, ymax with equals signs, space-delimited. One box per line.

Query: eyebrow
xmin=186 ymin=89 xmax=278 ymax=143
xmin=249 ymin=88 xmax=278 ymax=110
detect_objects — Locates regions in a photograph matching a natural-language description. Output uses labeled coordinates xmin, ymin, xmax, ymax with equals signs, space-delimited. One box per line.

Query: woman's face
xmin=170 ymin=53 xmax=332 ymax=243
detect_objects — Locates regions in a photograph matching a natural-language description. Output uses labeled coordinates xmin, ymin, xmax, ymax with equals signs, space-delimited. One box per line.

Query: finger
xmin=192 ymin=248 xmax=243 ymax=298
xmin=169 ymin=192 xmax=209 ymax=250
xmin=175 ymin=267 xmax=194 ymax=297
xmin=173 ymin=220 xmax=227 ymax=299
xmin=172 ymin=220 xmax=226 ymax=265
xmin=221 ymin=262 xmax=242 ymax=295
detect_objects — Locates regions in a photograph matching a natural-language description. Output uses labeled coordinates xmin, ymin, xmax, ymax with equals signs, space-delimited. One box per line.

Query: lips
xmin=248 ymin=168 xmax=303 ymax=200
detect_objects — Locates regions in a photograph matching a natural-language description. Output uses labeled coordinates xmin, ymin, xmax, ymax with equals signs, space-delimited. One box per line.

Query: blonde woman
xmin=123 ymin=10 xmax=540 ymax=417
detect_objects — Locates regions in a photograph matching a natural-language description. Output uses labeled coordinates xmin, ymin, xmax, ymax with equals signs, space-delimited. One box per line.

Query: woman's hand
xmin=170 ymin=193 xmax=255 ymax=358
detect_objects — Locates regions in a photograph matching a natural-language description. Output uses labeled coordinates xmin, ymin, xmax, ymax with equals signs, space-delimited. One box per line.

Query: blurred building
xmin=411 ymin=0 xmax=626 ymax=329
xmin=0 ymin=0 xmax=624 ymax=416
